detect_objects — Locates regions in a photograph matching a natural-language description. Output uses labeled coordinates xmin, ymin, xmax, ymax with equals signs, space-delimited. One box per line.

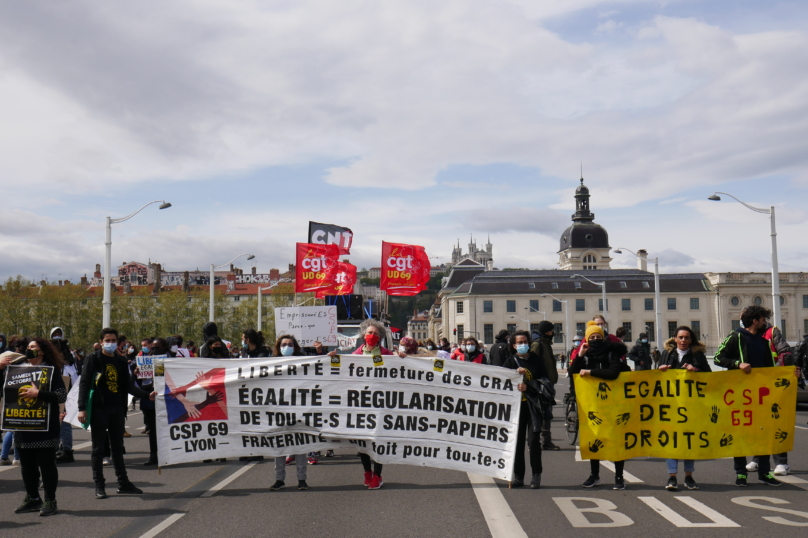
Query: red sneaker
xmin=368 ymin=473 xmax=383 ymax=489
xmin=307 ymin=456 xmax=318 ymax=465
xmin=363 ymin=471 xmax=373 ymax=487
xmin=285 ymin=456 xmax=295 ymax=465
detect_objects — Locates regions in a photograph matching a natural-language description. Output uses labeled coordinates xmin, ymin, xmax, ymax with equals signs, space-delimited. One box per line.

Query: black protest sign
xmin=2 ymin=364 xmax=54 ymax=431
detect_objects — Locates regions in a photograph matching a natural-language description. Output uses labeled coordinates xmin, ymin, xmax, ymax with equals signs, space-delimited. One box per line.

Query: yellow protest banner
xmin=576 ymin=366 xmax=797 ymax=461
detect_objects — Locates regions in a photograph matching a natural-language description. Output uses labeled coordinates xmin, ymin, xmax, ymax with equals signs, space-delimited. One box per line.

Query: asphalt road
xmin=2 ymin=375 xmax=808 ymax=538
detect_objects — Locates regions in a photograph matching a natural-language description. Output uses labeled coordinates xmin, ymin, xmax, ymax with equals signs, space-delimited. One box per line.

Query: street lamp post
xmin=525 ymin=306 xmax=546 ymax=320
xmin=209 ymin=253 xmax=256 ymax=322
xmin=103 ymin=200 xmax=172 ymax=327
xmin=614 ymin=248 xmax=662 ymax=348
xmin=542 ymin=293 xmax=570 ymax=360
xmin=709 ymin=192 xmax=781 ymax=328
xmin=571 ymin=274 xmax=607 ymax=313
xmin=257 ymin=279 xmax=293 ymax=332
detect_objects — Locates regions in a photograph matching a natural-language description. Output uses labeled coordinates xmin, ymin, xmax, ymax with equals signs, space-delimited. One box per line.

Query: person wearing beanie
xmin=529 ymin=320 xmax=559 ymax=450
xmin=569 ymin=320 xmax=629 ymax=490
xmin=489 ymin=329 xmax=511 ymax=367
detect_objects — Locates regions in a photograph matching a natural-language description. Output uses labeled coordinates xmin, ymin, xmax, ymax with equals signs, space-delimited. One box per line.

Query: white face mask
xmin=466 ymin=345 xmax=476 ymax=353
xmin=170 ymin=345 xmax=179 ymax=353
xmin=102 ymin=342 xmax=118 ymax=353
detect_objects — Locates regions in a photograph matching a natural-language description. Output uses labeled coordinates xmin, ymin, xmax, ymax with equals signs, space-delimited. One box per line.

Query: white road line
xmin=775 ymin=475 xmax=808 ymax=491
xmin=200 ymin=462 xmax=258 ymax=498
xmin=574 ymin=447 xmax=644 ymax=483
xmin=467 ymin=473 xmax=528 ymax=538
xmin=137 ymin=513 xmax=185 ymax=538
xmin=638 ymin=496 xmax=739 ymax=527
xmin=794 ymin=425 xmax=808 ymax=430
xmin=74 ymin=441 xmax=93 ymax=450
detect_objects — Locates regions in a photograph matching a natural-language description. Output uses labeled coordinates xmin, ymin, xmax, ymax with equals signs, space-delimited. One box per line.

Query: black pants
xmin=734 ymin=456 xmax=771 ymax=477
xmin=590 ymin=459 xmax=624 ymax=478
xmin=514 ymin=400 xmax=542 ymax=479
xmin=359 ymin=453 xmax=382 ymax=475
xmin=143 ymin=408 xmax=157 ymax=456
xmin=91 ymin=406 xmax=128 ymax=486
xmin=19 ymin=446 xmax=58 ymax=500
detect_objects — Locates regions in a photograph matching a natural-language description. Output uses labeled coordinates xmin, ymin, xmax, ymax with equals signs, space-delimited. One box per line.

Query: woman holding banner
xmin=569 ymin=321 xmax=629 ymax=490
xmin=658 ymin=325 xmax=711 ymax=490
xmin=0 ymin=338 xmax=66 ymax=516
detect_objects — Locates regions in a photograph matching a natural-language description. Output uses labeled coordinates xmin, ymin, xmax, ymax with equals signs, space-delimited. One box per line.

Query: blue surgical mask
xmin=466 ymin=345 xmax=476 ymax=353
xmin=241 ymin=340 xmax=247 ymax=348
xmin=52 ymin=336 xmax=62 ymax=340
xmin=102 ymin=342 xmax=118 ymax=353
xmin=280 ymin=345 xmax=294 ymax=356
xmin=141 ymin=346 xmax=150 ymax=353
xmin=641 ymin=339 xmax=648 ymax=343
xmin=515 ymin=343 xmax=529 ymax=355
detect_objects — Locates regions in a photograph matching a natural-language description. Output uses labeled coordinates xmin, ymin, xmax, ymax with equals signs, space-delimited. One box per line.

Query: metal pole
xmin=654 ymin=257 xmax=662 ymax=348
xmin=564 ymin=299 xmax=571 ymax=360
xmin=209 ymin=263 xmax=215 ymax=322
xmin=258 ymin=287 xmax=263 ymax=332
xmin=770 ymin=206 xmax=781 ymax=329
xmin=602 ymin=283 xmax=607 ymax=313
xmin=102 ymin=216 xmax=112 ymax=327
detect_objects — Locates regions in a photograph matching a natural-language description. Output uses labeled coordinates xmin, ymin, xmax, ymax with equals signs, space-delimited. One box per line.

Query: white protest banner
xmin=64 ymin=379 xmax=83 ymax=429
xmin=155 ymin=356 xmax=521 ymax=480
xmin=274 ymin=306 xmax=338 ymax=347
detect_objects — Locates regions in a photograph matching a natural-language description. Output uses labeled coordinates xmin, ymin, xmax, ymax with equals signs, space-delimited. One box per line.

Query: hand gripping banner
xmin=576 ymin=367 xmax=797 ymax=461
xmin=154 ymin=356 xmax=522 ymax=480
xmin=295 ymin=243 xmax=340 ymax=293
xmin=380 ymin=241 xmax=431 ymax=296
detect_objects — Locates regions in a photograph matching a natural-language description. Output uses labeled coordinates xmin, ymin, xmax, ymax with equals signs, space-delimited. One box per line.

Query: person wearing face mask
xmin=569 ymin=315 xmax=624 ymax=366
xmin=268 ymin=335 xmax=312 ymax=490
xmin=569 ymin=321 xmax=629 ymax=489
xmin=240 ymin=329 xmax=270 ymax=358
xmin=529 ymin=320 xmax=560 ymax=451
xmin=48 ymin=328 xmax=79 ymax=464
xmin=658 ymin=325 xmax=711 ymax=490
xmin=456 ymin=337 xmax=485 ymax=364
xmin=501 ymin=330 xmax=551 ymax=489
xmin=627 ymin=332 xmax=652 ymax=371
xmin=201 ymin=337 xmax=230 ymax=359
xmin=77 ymin=328 xmax=156 ymax=499
xmin=0 ymin=338 xmax=67 ymax=516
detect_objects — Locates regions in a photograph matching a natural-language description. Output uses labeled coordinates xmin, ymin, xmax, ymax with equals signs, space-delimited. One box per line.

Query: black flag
xmin=308 ymin=221 xmax=353 ymax=255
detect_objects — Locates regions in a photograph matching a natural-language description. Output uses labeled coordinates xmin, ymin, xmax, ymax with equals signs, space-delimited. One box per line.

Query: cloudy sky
xmin=1 ymin=0 xmax=806 ymax=282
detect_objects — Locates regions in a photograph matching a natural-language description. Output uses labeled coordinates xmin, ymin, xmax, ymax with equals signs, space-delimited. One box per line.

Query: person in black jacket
xmin=0 ymin=338 xmax=67 ymax=516
xmin=568 ymin=321 xmax=628 ymax=490
xmin=501 ymin=330 xmax=550 ymax=489
xmin=627 ymin=333 xmax=652 ymax=371
xmin=658 ymin=326 xmax=711 ymax=490
xmin=241 ymin=329 xmax=270 ymax=358
xmin=529 ymin=321 xmax=560 ymax=450
xmin=489 ymin=330 xmax=511 ymax=367
xmin=77 ymin=328 xmax=155 ymax=499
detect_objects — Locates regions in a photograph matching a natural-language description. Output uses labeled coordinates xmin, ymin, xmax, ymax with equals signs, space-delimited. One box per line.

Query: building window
xmin=456 ymin=325 xmax=464 ymax=340
xmin=507 ymin=323 xmax=517 ymax=333
xmin=731 ymin=296 xmax=740 ymax=307
xmin=622 ymin=298 xmax=631 ymax=311
xmin=803 ymin=295 xmax=808 ymax=308
xmin=690 ymin=298 xmax=699 ymax=310
xmin=529 ymin=282 xmax=535 ymax=289
xmin=554 ymin=323 xmax=563 ymax=344
xmin=780 ymin=296 xmax=785 ymax=306
xmin=731 ymin=320 xmax=741 ymax=331
xmin=553 ymin=300 xmax=562 ymax=312
xmin=483 ymin=324 xmax=493 ymax=345
xmin=576 ymin=299 xmax=585 ymax=312
xmin=780 ymin=321 xmax=786 ymax=340
xmin=619 ymin=281 xmax=627 ymax=288
xmin=646 ymin=321 xmax=655 ymax=342
xmin=530 ymin=323 xmax=541 ymax=335
xmin=506 ymin=300 xmax=516 ymax=313
xmin=456 ymin=302 xmax=464 ymax=314
xmin=691 ymin=321 xmax=701 ymax=339
xmin=551 ymin=282 xmax=558 ymax=289
xmin=576 ymin=322 xmax=585 ymax=337
xmin=668 ymin=321 xmax=678 ymax=339
xmin=233 ymin=296 xmax=240 ymax=302
xmin=754 ymin=296 xmax=763 ymax=306
xmin=667 ymin=298 xmax=677 ymax=310
xmin=583 ymin=254 xmax=597 ymax=270
xmin=804 ymin=319 xmax=808 ymax=335
xmin=483 ymin=300 xmax=493 ymax=313
xmin=529 ymin=299 xmax=539 ymax=312
xmin=574 ymin=281 xmax=582 ymax=289
xmin=645 ymin=298 xmax=654 ymax=311
xmin=598 ymin=299 xmax=608 ymax=311
xmin=642 ymin=281 xmax=650 ymax=288
xmin=621 ymin=322 xmax=632 ymax=342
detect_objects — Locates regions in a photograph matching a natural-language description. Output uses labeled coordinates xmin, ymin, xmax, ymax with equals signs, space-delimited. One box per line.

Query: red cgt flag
xmin=380 ymin=241 xmax=431 ymax=296
xmin=295 ymin=243 xmax=340 ymax=293
xmin=315 ymin=261 xmax=358 ymax=298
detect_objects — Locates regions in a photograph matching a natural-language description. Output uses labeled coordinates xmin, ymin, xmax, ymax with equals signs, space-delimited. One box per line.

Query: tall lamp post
xmin=571 ymin=274 xmax=607 ymax=313
xmin=614 ymin=248 xmax=662 ymax=348
xmin=103 ymin=200 xmax=172 ymax=327
xmin=525 ymin=306 xmax=547 ymax=320
xmin=209 ymin=254 xmax=255 ymax=322
xmin=542 ymin=293 xmax=570 ymax=359
xmin=709 ymin=192 xmax=780 ymax=328
xmin=257 ymin=279 xmax=293 ymax=332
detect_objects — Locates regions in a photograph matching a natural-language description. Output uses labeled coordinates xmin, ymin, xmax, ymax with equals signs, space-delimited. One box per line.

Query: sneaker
xmin=39 ymin=499 xmax=57 ymax=517
xmin=95 ymin=485 xmax=108 ymax=499
xmin=307 ymin=456 xmax=318 ymax=465
xmin=684 ymin=476 xmax=699 ymax=490
xmin=582 ymin=475 xmax=600 ymax=488
xmin=613 ymin=477 xmax=626 ymax=490
xmin=511 ymin=477 xmax=524 ymax=487
xmin=0 ymin=458 xmax=10 ymax=466
xmin=123 ymin=431 xmax=132 ymax=438
xmin=285 ymin=456 xmax=295 ymax=465
xmin=542 ymin=441 xmax=560 ymax=451
xmin=56 ymin=450 xmax=74 ymax=463
xmin=143 ymin=455 xmax=158 ymax=466
xmin=325 ymin=450 xmax=335 ymax=457
xmin=760 ymin=473 xmax=782 ymax=486
xmin=665 ymin=476 xmax=678 ymax=490
xmin=530 ymin=473 xmax=541 ymax=489
xmin=735 ymin=474 xmax=748 ymax=487
xmin=363 ymin=471 xmax=373 ymax=487
xmin=12 ymin=458 xmax=20 ymax=466
xmin=15 ymin=496 xmax=43 ymax=513
xmin=117 ymin=481 xmax=143 ymax=494
xmin=269 ymin=480 xmax=285 ymax=491
xmin=298 ymin=480 xmax=309 ymax=490
xmin=774 ymin=464 xmax=790 ymax=476
xmin=368 ymin=473 xmax=383 ymax=489
xmin=102 ymin=457 xmax=111 ymax=466
xmin=746 ymin=461 xmax=759 ymax=472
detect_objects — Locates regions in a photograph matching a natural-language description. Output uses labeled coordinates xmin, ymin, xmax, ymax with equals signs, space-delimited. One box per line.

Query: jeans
xmin=735 ymin=455 xmax=770 ymax=477
xmin=275 ymin=455 xmax=306 ymax=481
xmin=60 ymin=421 xmax=73 ymax=451
xmin=514 ymin=400 xmax=542 ymax=479
xmin=1 ymin=431 xmax=18 ymax=460
xmin=667 ymin=459 xmax=695 ymax=474
xmin=90 ymin=406 xmax=129 ymax=486
xmin=19 ymin=447 xmax=58 ymax=500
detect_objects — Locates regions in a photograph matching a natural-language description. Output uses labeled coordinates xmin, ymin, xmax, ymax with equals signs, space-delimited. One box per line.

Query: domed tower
xmin=558 ymin=176 xmax=612 ymax=270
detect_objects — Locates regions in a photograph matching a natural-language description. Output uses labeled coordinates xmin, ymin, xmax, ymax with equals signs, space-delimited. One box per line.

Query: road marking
xmin=137 ymin=513 xmax=185 ymax=538
xmin=794 ymin=425 xmax=808 ymax=430
xmin=200 ymin=462 xmax=258 ymax=497
xmin=574 ymin=447 xmax=643 ymax=482
xmin=639 ymin=496 xmax=740 ymax=527
xmin=775 ymin=475 xmax=808 ymax=491
xmin=553 ymin=497 xmax=634 ymax=527
xmin=74 ymin=441 xmax=93 ymax=450
xmin=467 ymin=473 xmax=528 ymax=538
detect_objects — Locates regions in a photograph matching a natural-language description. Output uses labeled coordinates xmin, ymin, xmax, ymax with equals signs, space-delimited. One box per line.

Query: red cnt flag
xmin=315 ymin=261 xmax=358 ymax=298
xmin=295 ymin=243 xmax=340 ymax=293
xmin=380 ymin=241 xmax=431 ymax=296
